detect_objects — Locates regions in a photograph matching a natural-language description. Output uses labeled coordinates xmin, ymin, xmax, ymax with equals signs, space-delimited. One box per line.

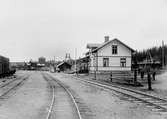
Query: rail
xmin=0 ymin=75 xmax=30 ymax=98
xmin=43 ymin=73 xmax=82 ymax=119
xmin=72 ymin=75 xmax=167 ymax=112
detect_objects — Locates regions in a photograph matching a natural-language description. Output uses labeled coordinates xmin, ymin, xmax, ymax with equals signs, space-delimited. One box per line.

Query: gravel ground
xmin=119 ymin=71 xmax=167 ymax=99
xmin=124 ymin=71 xmax=167 ymax=99
xmin=0 ymin=71 xmax=50 ymax=119
xmin=0 ymin=70 xmax=28 ymax=86
xmin=72 ymin=71 xmax=167 ymax=100
xmin=49 ymin=72 xmax=167 ymax=119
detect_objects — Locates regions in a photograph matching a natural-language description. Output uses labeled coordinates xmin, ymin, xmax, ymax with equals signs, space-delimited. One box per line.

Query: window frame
xmin=120 ymin=58 xmax=126 ymax=67
xmin=112 ymin=45 xmax=118 ymax=54
xmin=103 ymin=58 xmax=109 ymax=67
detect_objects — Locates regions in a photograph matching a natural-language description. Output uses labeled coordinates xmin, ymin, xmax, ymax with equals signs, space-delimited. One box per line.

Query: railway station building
xmin=86 ymin=36 xmax=135 ymax=73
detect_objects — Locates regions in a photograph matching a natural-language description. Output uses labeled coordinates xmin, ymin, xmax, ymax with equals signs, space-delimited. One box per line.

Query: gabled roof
xmin=57 ymin=62 xmax=71 ymax=68
xmin=92 ymin=38 xmax=135 ymax=53
xmin=76 ymin=56 xmax=89 ymax=62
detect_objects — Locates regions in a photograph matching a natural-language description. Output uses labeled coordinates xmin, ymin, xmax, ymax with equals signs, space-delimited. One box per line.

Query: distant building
xmin=38 ymin=57 xmax=46 ymax=65
xmin=65 ymin=53 xmax=71 ymax=61
xmin=76 ymin=56 xmax=89 ymax=73
xmin=57 ymin=62 xmax=72 ymax=72
xmin=27 ymin=61 xmax=38 ymax=70
xmin=137 ymin=60 xmax=161 ymax=69
xmin=10 ymin=62 xmax=25 ymax=70
xmin=86 ymin=36 xmax=135 ymax=73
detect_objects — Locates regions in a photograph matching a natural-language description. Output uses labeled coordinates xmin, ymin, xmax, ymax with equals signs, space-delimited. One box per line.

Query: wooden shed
xmin=57 ymin=62 xmax=72 ymax=72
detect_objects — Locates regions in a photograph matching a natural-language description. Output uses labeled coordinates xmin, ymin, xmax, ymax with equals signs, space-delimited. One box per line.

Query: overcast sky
xmin=0 ymin=0 xmax=166 ymax=62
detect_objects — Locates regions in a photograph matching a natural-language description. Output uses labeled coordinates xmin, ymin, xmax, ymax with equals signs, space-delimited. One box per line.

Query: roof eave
xmin=90 ymin=38 xmax=135 ymax=53
xmin=114 ymin=39 xmax=135 ymax=52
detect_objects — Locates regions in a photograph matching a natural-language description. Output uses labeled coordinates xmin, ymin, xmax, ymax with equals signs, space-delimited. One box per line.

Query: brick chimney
xmin=104 ymin=36 xmax=109 ymax=42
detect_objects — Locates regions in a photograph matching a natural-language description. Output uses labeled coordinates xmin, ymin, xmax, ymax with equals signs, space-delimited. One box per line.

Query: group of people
xmin=139 ymin=68 xmax=156 ymax=80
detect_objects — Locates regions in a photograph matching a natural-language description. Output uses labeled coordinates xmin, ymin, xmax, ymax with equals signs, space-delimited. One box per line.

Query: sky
xmin=0 ymin=0 xmax=167 ymax=62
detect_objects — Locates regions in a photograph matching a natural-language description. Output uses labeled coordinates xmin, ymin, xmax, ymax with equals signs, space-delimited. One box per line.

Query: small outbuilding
xmin=57 ymin=62 xmax=72 ymax=72
xmin=76 ymin=56 xmax=89 ymax=73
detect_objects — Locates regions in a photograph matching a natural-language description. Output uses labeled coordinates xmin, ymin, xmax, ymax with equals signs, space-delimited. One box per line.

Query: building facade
xmin=38 ymin=57 xmax=46 ymax=65
xmin=87 ymin=36 xmax=134 ymax=73
xmin=57 ymin=62 xmax=72 ymax=72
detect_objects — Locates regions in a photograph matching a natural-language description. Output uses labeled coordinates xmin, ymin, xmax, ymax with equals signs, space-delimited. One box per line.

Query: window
xmin=112 ymin=45 xmax=117 ymax=54
xmin=103 ymin=58 xmax=109 ymax=67
xmin=120 ymin=58 xmax=126 ymax=67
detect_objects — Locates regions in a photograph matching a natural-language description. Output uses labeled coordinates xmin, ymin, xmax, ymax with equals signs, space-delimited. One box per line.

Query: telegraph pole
xmin=133 ymin=50 xmax=138 ymax=86
xmin=54 ymin=56 xmax=55 ymax=72
xmin=147 ymin=51 xmax=152 ymax=90
xmin=75 ymin=48 xmax=77 ymax=75
xmin=94 ymin=54 xmax=96 ymax=80
xmin=162 ymin=40 xmax=165 ymax=68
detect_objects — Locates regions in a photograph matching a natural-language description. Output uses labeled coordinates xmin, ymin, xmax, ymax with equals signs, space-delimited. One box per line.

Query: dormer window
xmin=112 ymin=45 xmax=117 ymax=54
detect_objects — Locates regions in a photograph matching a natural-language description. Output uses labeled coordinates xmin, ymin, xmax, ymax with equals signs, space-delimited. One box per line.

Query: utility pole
xmin=75 ymin=48 xmax=77 ymax=75
xmin=147 ymin=71 xmax=152 ymax=90
xmin=162 ymin=40 xmax=165 ymax=68
xmin=93 ymin=53 xmax=97 ymax=80
xmin=54 ymin=56 xmax=55 ymax=72
xmin=147 ymin=51 xmax=152 ymax=90
xmin=133 ymin=50 xmax=138 ymax=86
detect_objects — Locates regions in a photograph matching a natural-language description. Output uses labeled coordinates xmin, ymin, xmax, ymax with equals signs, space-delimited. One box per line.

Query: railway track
xmin=0 ymin=74 xmax=30 ymax=98
xmin=69 ymin=75 xmax=167 ymax=112
xmin=0 ymin=75 xmax=25 ymax=88
xmin=42 ymin=73 xmax=82 ymax=119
